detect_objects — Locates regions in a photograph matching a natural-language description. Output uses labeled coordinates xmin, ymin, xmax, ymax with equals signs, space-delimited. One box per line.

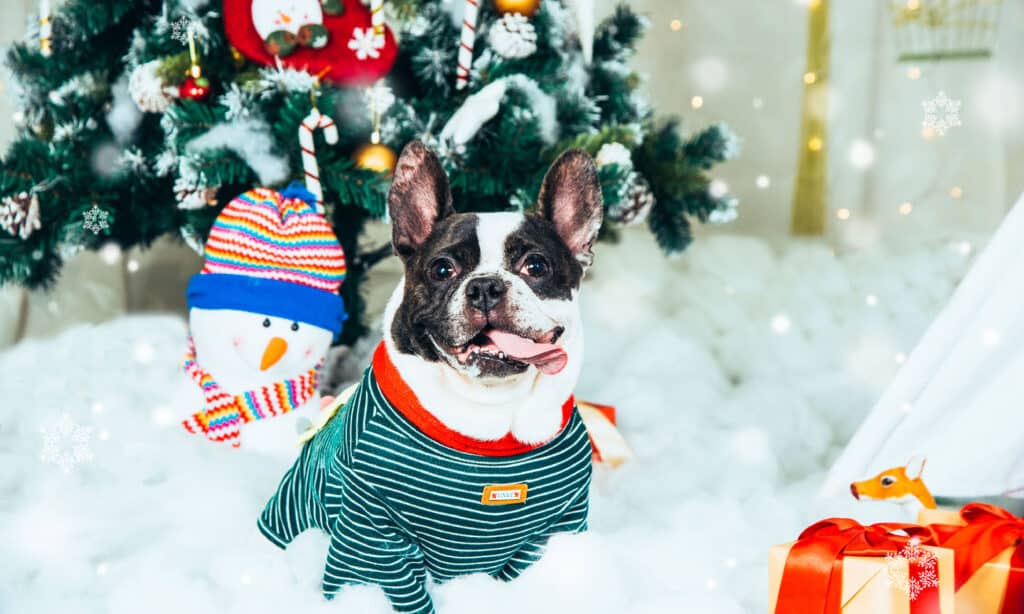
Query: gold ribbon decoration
xmin=791 ymin=0 xmax=830 ymax=235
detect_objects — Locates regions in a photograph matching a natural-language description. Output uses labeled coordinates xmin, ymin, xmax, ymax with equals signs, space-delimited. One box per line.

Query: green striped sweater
xmin=257 ymin=349 xmax=593 ymax=614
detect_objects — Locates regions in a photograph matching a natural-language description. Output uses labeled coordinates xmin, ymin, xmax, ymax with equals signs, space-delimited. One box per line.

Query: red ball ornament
xmin=180 ymin=75 xmax=211 ymax=101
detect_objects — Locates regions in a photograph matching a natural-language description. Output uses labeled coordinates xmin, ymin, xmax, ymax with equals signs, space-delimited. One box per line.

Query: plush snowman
xmin=181 ymin=183 xmax=347 ymax=455
xmin=251 ymin=0 xmax=343 ymax=57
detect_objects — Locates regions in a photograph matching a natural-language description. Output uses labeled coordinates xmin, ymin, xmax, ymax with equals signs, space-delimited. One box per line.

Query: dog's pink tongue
xmin=487 ymin=330 xmax=568 ymax=375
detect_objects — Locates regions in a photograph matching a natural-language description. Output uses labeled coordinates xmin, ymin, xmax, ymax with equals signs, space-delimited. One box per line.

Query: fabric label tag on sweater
xmin=481 ymin=484 xmax=528 ymax=505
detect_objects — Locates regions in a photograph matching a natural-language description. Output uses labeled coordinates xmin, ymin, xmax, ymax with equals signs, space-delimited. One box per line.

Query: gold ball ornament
xmin=353 ymin=142 xmax=397 ymax=174
xmin=493 ymin=0 xmax=541 ymax=18
xmin=229 ymin=46 xmax=247 ymax=69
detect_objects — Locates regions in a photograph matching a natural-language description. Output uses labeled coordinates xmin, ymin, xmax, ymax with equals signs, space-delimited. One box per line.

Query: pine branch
xmin=0 ymin=0 xmax=739 ymax=343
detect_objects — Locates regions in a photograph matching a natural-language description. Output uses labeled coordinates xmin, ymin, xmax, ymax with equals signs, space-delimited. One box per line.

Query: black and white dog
xmin=383 ymin=141 xmax=602 ymax=444
xmin=259 ymin=141 xmax=602 ymax=612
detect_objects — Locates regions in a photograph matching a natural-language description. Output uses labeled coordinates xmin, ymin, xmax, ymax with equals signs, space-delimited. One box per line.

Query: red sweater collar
xmin=372 ymin=342 xmax=574 ymax=457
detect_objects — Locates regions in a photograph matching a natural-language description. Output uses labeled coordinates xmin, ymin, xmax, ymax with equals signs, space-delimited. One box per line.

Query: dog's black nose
xmin=466 ymin=276 xmax=506 ymax=312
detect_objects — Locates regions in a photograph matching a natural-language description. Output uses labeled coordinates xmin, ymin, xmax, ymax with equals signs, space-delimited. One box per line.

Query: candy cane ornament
xmin=455 ymin=0 xmax=479 ymax=90
xmin=298 ymin=107 xmax=338 ymax=214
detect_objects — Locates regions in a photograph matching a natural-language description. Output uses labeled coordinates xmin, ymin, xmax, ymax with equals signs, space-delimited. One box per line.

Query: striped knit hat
xmin=186 ymin=184 xmax=348 ymax=335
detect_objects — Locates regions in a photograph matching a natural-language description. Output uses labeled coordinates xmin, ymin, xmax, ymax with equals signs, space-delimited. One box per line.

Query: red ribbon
xmin=776 ymin=518 xmax=943 ymax=614
xmin=937 ymin=503 xmax=1024 ymax=614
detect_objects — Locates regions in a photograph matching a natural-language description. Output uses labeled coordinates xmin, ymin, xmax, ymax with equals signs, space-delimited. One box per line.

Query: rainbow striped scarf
xmin=182 ymin=338 xmax=320 ymax=448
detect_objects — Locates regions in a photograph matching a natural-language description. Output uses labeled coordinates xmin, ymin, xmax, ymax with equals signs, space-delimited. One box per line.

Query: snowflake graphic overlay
xmin=82 ymin=205 xmax=110 ymax=234
xmin=40 ymin=413 xmax=94 ymax=473
xmin=170 ymin=16 xmax=197 ymax=46
xmin=885 ymin=539 xmax=940 ymax=601
xmin=922 ymin=91 xmax=962 ymax=136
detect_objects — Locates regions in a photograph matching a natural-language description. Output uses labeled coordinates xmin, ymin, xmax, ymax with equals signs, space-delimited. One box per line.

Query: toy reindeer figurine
xmin=850 ymin=456 xmax=937 ymax=513
xmin=851 ymin=456 xmax=1024 ymax=517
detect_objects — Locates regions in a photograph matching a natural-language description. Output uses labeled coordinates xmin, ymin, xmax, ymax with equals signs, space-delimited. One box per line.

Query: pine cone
xmin=488 ymin=13 xmax=538 ymax=59
xmin=129 ymin=60 xmax=177 ymax=114
xmin=609 ymin=176 xmax=655 ymax=226
xmin=0 ymin=191 xmax=42 ymax=239
xmin=173 ymin=178 xmax=219 ymax=210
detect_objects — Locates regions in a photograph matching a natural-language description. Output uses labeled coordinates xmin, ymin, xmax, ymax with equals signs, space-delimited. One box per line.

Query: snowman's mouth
xmin=451 ymin=327 xmax=567 ymax=376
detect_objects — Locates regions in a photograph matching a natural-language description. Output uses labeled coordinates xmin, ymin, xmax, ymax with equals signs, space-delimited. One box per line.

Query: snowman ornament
xmin=181 ymin=184 xmax=347 ymax=455
xmin=251 ymin=0 xmax=343 ymax=57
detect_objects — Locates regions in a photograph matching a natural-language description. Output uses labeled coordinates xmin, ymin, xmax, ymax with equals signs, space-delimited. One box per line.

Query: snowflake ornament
xmin=885 ymin=540 xmax=941 ymax=601
xmin=922 ymin=91 xmax=962 ymax=136
xmin=40 ymin=413 xmax=94 ymax=473
xmin=82 ymin=205 xmax=110 ymax=234
xmin=349 ymin=27 xmax=384 ymax=60
xmin=171 ymin=16 xmax=198 ymax=46
xmin=488 ymin=13 xmax=538 ymax=59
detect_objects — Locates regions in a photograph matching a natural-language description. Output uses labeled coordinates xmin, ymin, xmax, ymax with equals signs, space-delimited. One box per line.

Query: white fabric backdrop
xmin=824 ymin=192 xmax=1024 ymax=498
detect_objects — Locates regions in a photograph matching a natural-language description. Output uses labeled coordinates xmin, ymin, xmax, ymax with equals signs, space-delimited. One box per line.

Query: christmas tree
xmin=0 ymin=0 xmax=739 ymax=344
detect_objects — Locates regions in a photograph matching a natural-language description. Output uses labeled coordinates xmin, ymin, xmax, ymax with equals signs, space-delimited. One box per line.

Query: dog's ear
xmin=388 ymin=141 xmax=454 ymax=258
xmin=538 ymin=148 xmax=603 ymax=267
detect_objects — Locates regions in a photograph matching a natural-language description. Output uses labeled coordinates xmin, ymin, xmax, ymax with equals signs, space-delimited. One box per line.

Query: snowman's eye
xmin=291 ymin=322 xmax=300 ymax=332
xmin=262 ymin=318 xmax=271 ymax=328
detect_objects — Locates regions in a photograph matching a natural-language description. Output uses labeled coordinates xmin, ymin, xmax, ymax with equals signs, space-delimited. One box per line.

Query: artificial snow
xmin=185 ymin=119 xmax=290 ymax=186
xmin=0 ymin=231 xmax=978 ymax=613
xmin=107 ymin=73 xmax=144 ymax=142
xmin=440 ymin=79 xmax=508 ymax=147
xmin=440 ymin=75 xmax=558 ymax=149
xmin=595 ymin=142 xmax=633 ymax=169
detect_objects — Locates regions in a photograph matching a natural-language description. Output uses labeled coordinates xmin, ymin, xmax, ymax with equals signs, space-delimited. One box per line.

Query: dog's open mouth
xmin=454 ymin=327 xmax=567 ymax=375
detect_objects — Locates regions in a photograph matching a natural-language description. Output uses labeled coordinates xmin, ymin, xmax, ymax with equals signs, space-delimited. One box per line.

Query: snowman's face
xmin=251 ymin=0 xmax=324 ymax=37
xmin=189 ymin=308 xmax=332 ymax=388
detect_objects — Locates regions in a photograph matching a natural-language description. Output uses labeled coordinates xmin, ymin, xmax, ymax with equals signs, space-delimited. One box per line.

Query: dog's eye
xmin=880 ymin=476 xmax=896 ymax=487
xmin=519 ymin=253 xmax=550 ymax=278
xmin=429 ymin=258 xmax=459 ymax=281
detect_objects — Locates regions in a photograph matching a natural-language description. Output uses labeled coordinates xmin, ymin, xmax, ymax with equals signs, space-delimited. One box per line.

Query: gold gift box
xmin=768 ymin=540 xmax=955 ymax=613
xmin=916 ymin=509 xmax=1020 ymax=614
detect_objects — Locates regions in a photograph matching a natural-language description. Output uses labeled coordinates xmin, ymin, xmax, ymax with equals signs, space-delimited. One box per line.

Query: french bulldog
xmin=258 ymin=141 xmax=602 ymax=613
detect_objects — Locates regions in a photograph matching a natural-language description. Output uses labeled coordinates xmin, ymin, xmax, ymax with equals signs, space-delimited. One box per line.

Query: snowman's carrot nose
xmin=260 ymin=336 xmax=288 ymax=371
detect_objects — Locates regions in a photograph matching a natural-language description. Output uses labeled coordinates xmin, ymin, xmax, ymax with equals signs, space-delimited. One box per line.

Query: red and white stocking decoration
xmin=223 ymin=0 xmax=397 ymax=85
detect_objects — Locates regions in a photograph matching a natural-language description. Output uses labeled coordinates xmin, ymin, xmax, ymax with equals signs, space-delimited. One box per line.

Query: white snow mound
xmin=0 ymin=231 xmax=975 ymax=613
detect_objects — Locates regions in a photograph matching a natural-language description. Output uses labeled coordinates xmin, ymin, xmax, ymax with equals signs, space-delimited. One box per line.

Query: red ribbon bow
xmin=939 ymin=503 xmax=1024 ymax=614
xmin=776 ymin=518 xmax=943 ymax=614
